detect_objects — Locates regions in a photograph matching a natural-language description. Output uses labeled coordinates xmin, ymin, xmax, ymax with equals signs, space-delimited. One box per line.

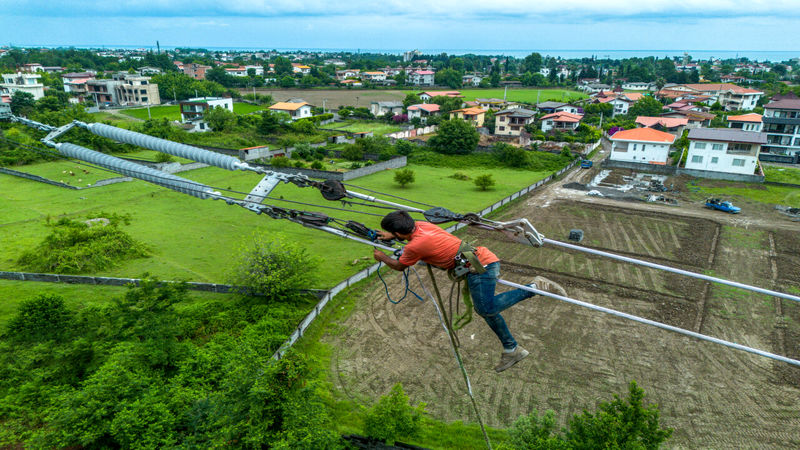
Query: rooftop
xmin=727 ymin=113 xmax=762 ymax=123
xmin=611 ymin=127 xmax=676 ymax=143
xmin=540 ymin=111 xmax=583 ymax=123
xmin=635 ymin=116 xmax=689 ymax=128
xmin=269 ymin=101 xmax=310 ymax=111
xmin=765 ymin=98 xmax=800 ymax=110
xmin=687 ymin=127 xmax=767 ymax=144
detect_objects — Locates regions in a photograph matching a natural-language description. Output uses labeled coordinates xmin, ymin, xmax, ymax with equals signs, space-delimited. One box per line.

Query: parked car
xmin=705 ymin=198 xmax=741 ymax=214
xmin=580 ymin=160 xmax=593 ymax=168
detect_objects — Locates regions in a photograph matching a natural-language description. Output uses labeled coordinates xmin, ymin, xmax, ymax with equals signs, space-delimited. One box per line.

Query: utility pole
xmin=599 ymin=111 xmax=604 ymax=130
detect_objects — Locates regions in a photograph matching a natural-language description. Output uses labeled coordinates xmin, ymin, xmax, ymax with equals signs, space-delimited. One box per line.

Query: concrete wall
xmin=257 ymin=156 xmax=407 ymax=181
xmin=0 ymin=167 xmax=79 ymax=189
xmin=602 ymin=158 xmax=678 ymax=174
xmin=677 ymin=167 xmax=765 ymax=182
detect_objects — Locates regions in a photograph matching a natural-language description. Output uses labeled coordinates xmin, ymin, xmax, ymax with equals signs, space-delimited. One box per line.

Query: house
xmin=536 ymin=101 xmax=569 ymax=114
xmin=609 ymin=128 xmax=676 ymax=165
xmin=555 ymin=104 xmax=581 ymax=115
xmin=369 ymin=101 xmax=403 ymax=117
xmin=409 ymin=70 xmax=435 ymax=86
xmin=0 ymin=102 xmax=11 ymax=119
xmin=727 ymin=113 xmax=762 ymax=132
xmin=540 ymin=111 xmax=583 ymax=132
xmin=114 ymin=74 xmax=160 ymax=106
xmin=87 ymin=79 xmax=123 ymax=106
xmin=407 ymin=103 xmax=440 ymax=122
xmin=244 ymin=65 xmax=264 ymax=76
xmin=622 ymin=81 xmax=656 ymax=91
xmin=183 ymin=63 xmax=212 ymax=80
xmin=291 ymin=64 xmax=311 ymax=74
xmin=339 ymin=79 xmax=363 ymax=87
xmin=579 ymin=83 xmax=611 ymax=94
xmin=660 ymin=110 xmax=715 ymax=128
xmin=662 ymin=83 xmax=763 ymax=111
xmin=495 ymin=108 xmax=536 ymax=136
xmin=62 ymin=72 xmax=96 ymax=95
xmin=635 ymin=116 xmax=688 ymax=135
xmin=474 ymin=98 xmax=508 ymax=110
xmin=268 ymin=101 xmax=313 ymax=120
xmin=22 ymin=63 xmax=43 ymax=72
xmin=224 ymin=67 xmax=248 ymax=77
xmin=0 ymin=72 xmax=45 ymax=100
xmin=138 ymin=66 xmax=163 ymax=75
xmin=362 ymin=71 xmax=387 ymax=83
xmin=180 ymin=97 xmax=234 ymax=132
xmin=335 ymin=69 xmax=360 ymax=80
xmin=450 ymin=107 xmax=486 ymax=127
xmin=761 ymin=96 xmax=800 ymax=156
xmin=462 ymin=74 xmax=483 ymax=86
xmin=592 ymin=94 xmax=634 ymax=116
xmin=419 ymin=90 xmax=461 ymax=102
xmin=686 ymin=128 xmax=766 ymax=175
xmin=41 ymin=66 xmax=64 ymax=74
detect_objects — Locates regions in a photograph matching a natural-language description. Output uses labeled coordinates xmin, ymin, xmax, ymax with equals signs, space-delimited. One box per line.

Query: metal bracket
xmin=44 ymin=122 xmax=77 ymax=143
xmin=244 ymin=174 xmax=283 ymax=206
xmin=468 ymin=217 xmax=545 ymax=247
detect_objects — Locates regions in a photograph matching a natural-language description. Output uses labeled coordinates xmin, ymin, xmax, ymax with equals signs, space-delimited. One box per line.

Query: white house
xmin=418 ymin=90 xmax=461 ymax=103
xmin=685 ymin=128 xmax=766 ymax=175
xmin=369 ymin=101 xmax=403 ymax=117
xmin=540 ymin=111 xmax=582 ymax=132
xmin=362 ymin=71 xmax=387 ymax=82
xmin=462 ymin=74 xmax=483 ymax=86
xmin=622 ymin=81 xmax=656 ymax=91
xmin=0 ymin=72 xmax=45 ymax=100
xmin=761 ymin=96 xmax=800 ymax=156
xmin=409 ymin=70 xmax=435 ymax=86
xmin=495 ymin=108 xmax=536 ymax=136
xmin=179 ymin=97 xmax=234 ymax=132
xmin=609 ymin=127 xmax=676 ymax=165
xmin=268 ymin=101 xmax=313 ymax=120
xmin=407 ymin=103 xmax=440 ymax=122
xmin=726 ymin=113 xmax=762 ymax=132
xmin=244 ymin=65 xmax=264 ymax=76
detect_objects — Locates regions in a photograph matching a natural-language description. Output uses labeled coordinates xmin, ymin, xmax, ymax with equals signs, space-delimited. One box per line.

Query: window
xmin=633 ymin=144 xmax=637 ymax=150
xmin=711 ymin=157 xmax=719 ymax=164
xmin=732 ymin=159 xmax=745 ymax=167
xmin=694 ymin=142 xmax=706 ymax=149
xmin=712 ymin=143 xmax=723 ymax=150
xmin=730 ymin=143 xmax=751 ymax=152
xmin=642 ymin=144 xmax=646 ymax=151
xmin=691 ymin=155 xmax=703 ymax=163
xmin=499 ymin=126 xmax=505 ymax=131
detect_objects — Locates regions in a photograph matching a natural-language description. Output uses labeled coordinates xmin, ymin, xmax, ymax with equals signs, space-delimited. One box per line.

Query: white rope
xmin=498 ymin=278 xmax=800 ymax=368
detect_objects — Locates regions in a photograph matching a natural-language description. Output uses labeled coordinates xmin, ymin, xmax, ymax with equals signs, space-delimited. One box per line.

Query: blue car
xmin=705 ymin=198 xmax=741 ymax=214
xmin=580 ymin=160 xmax=593 ymax=168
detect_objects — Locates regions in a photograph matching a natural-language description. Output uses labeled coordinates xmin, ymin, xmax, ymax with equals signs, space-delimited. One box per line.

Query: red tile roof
xmin=540 ymin=111 xmax=583 ymax=123
xmin=726 ymin=113 xmax=762 ymax=123
xmin=408 ymin=103 xmax=440 ymax=113
xmin=635 ymin=116 xmax=688 ymax=128
xmin=611 ymin=127 xmax=676 ymax=143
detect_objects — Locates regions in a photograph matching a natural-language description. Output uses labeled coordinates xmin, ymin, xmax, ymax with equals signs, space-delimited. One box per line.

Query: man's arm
xmin=373 ymin=248 xmax=409 ymax=271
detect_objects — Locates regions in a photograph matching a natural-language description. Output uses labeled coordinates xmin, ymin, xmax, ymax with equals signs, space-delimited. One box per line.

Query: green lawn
xmin=459 ymin=88 xmax=586 ymax=104
xmin=326 ymin=120 xmax=404 ymax=135
xmin=763 ymin=164 xmax=800 ymax=185
xmin=685 ymin=179 xmax=800 ymax=208
xmin=89 ymin=111 xmax=139 ymax=125
xmin=0 ymin=162 xmax=553 ymax=287
xmin=121 ymin=105 xmax=180 ymax=121
xmin=233 ymin=102 xmax=269 ymax=115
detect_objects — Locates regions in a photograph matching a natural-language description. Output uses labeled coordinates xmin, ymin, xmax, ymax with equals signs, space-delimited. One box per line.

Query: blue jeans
xmin=467 ymin=262 xmax=534 ymax=351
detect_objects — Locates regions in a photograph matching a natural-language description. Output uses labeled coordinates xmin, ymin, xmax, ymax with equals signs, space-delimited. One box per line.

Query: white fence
xmin=272 ymin=158 xmax=580 ymax=359
xmin=385 ymin=125 xmax=438 ymax=140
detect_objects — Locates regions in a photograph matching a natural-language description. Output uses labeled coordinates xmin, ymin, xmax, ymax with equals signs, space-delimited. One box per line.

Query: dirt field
xmin=252 ymin=88 xmax=406 ymax=108
xmin=321 ymin=148 xmax=800 ymax=447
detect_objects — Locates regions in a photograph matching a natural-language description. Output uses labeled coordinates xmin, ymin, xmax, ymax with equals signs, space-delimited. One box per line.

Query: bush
xmin=154 ymin=152 xmax=174 ymax=163
xmin=450 ymin=171 xmax=470 ymax=180
xmin=348 ymin=162 xmax=363 ymax=169
xmin=474 ymin=174 xmax=496 ymax=191
xmin=341 ymin=144 xmax=364 ymax=161
xmin=393 ymin=168 xmax=415 ymax=188
xmin=17 ymin=213 xmax=149 ymax=274
xmin=428 ymin=118 xmax=479 ymax=155
xmin=394 ymin=140 xmax=416 ymax=156
xmin=293 ymin=142 xmax=313 ymax=160
xmin=293 ymin=160 xmax=306 ymax=168
xmin=310 ymin=160 xmax=324 ymax=170
xmin=6 ymin=294 xmax=72 ymax=341
xmin=269 ymin=155 xmax=292 ymax=167
xmin=228 ymin=234 xmax=320 ymax=301
xmin=364 ymin=383 xmax=426 ymax=444
xmin=493 ymin=143 xmax=530 ymax=168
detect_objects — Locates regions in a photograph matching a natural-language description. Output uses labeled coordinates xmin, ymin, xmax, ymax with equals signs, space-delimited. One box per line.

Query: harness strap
xmin=457 ymin=240 xmax=486 ymax=275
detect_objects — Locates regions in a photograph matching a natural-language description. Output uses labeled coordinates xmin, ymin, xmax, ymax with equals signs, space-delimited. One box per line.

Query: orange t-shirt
xmin=398 ymin=221 xmax=499 ymax=269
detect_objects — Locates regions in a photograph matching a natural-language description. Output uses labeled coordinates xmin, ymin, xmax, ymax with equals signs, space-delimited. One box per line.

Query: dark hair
xmin=381 ymin=210 xmax=415 ymax=235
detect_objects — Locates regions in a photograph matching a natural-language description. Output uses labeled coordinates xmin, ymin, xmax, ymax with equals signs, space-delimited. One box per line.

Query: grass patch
xmin=326 ymin=121 xmax=404 ymax=135
xmin=459 ymin=88 xmax=587 ymax=104
xmin=89 ymin=111 xmax=139 ymax=125
xmin=684 ymin=179 xmax=800 ymax=208
xmin=121 ymin=105 xmax=180 ymax=121
xmin=232 ymin=102 xmax=269 ymax=115
xmin=763 ymin=165 xmax=800 ymax=185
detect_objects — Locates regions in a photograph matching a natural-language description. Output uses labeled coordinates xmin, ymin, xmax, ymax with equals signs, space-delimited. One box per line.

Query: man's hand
xmin=373 ymin=248 xmax=387 ymax=262
xmin=376 ymin=230 xmax=395 ymax=241
xmin=372 ymin=248 xmax=408 ymax=271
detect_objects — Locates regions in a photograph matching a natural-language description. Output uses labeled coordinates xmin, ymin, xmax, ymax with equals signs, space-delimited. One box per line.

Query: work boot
xmin=531 ymin=276 xmax=567 ymax=297
xmin=494 ymin=346 xmax=529 ymax=373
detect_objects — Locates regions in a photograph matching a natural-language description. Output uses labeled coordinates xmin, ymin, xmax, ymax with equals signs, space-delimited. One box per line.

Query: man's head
xmin=381 ymin=210 xmax=415 ymax=238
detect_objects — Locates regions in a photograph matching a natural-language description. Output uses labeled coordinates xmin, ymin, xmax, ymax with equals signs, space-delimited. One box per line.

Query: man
xmin=372 ymin=210 xmax=566 ymax=372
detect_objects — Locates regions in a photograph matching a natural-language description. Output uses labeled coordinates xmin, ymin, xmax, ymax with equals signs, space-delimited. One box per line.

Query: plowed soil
xmin=322 ymin=156 xmax=800 ymax=448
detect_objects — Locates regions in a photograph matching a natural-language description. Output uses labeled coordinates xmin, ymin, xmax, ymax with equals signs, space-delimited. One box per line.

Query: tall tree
xmin=428 ymin=118 xmax=479 ymax=155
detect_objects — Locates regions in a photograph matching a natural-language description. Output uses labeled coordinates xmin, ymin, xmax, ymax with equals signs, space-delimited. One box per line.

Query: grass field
xmin=459 ymin=88 xmax=587 ymax=103
xmin=685 ymin=179 xmax=800 ymax=207
xmin=763 ymin=164 xmax=800 ymax=184
xmin=122 ymin=105 xmax=180 ymax=121
xmin=232 ymin=102 xmax=269 ymax=115
xmin=326 ymin=120 xmax=404 ymax=135
xmin=0 ymin=161 xmax=555 ymax=286
xmin=89 ymin=111 xmax=139 ymax=125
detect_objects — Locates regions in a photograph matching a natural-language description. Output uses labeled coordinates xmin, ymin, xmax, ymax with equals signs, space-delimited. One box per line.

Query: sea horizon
xmin=8 ymin=44 xmax=800 ymax=62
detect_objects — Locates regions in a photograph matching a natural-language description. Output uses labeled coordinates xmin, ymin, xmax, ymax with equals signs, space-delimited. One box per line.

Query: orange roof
xmin=421 ymin=90 xmax=462 ymax=97
xmin=451 ymin=107 xmax=485 ymax=116
xmin=622 ymin=93 xmax=644 ymax=101
xmin=269 ymin=101 xmax=310 ymax=111
xmin=635 ymin=116 xmax=688 ymax=128
xmin=611 ymin=127 xmax=676 ymax=143
xmin=727 ymin=113 xmax=762 ymax=123
xmin=682 ymin=83 xmax=762 ymax=95
xmin=363 ymin=71 xmax=386 ymax=75
xmin=541 ymin=111 xmax=583 ymax=123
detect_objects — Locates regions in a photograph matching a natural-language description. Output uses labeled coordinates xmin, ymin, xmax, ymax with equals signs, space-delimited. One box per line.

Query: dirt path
xmin=322 ymin=149 xmax=800 ymax=448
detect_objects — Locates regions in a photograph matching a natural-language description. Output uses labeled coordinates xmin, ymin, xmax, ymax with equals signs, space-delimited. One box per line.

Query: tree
xmin=364 ymin=383 xmax=425 ymax=445
xmin=493 ymin=143 xmax=529 ymax=168
xmin=229 ymin=234 xmax=319 ymax=300
xmin=474 ymin=174 xmax=496 ymax=191
xmin=431 ymin=95 xmax=463 ymax=114
xmin=393 ymin=168 xmax=415 ymax=188
xmin=279 ymin=75 xmax=295 ymax=88
xmin=628 ymin=96 xmax=664 ymax=117
xmin=273 ymin=56 xmax=293 ymax=76
xmin=204 ymin=105 xmax=236 ymax=132
xmin=341 ymin=144 xmax=364 ymax=161
xmin=428 ymin=118 xmax=479 ymax=155
xmin=259 ymin=110 xmax=289 ymax=134
xmin=10 ymin=91 xmax=35 ymax=116
xmin=435 ymin=68 xmax=462 ymax=89
xmin=402 ymin=93 xmax=422 ymax=109
xmin=522 ymin=52 xmax=543 ymax=74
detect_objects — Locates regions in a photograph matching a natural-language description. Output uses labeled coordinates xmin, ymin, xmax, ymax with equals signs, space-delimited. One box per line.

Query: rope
xmin=375 ymin=262 xmax=425 ymax=304
xmin=343 ymin=182 xmax=437 ymax=207
xmin=410 ymin=266 xmax=492 ymax=450
xmin=497 ymin=278 xmax=800 ymax=368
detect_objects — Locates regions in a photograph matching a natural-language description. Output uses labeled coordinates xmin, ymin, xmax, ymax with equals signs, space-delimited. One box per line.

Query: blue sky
xmin=1 ymin=0 xmax=799 ymax=55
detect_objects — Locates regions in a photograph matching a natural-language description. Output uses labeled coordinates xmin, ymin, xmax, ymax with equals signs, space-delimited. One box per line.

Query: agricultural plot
xmin=321 ymin=200 xmax=800 ymax=448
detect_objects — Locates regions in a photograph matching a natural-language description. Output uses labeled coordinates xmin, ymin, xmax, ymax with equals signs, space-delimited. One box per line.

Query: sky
xmin=1 ymin=0 xmax=799 ymax=56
